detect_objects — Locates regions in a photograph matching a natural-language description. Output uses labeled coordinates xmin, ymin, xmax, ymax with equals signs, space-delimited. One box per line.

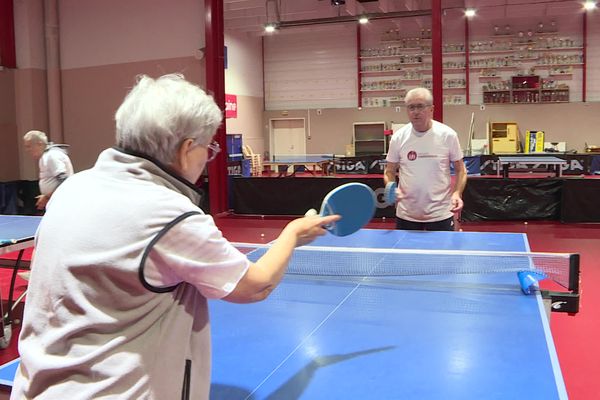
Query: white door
xmin=271 ymin=119 xmax=306 ymax=157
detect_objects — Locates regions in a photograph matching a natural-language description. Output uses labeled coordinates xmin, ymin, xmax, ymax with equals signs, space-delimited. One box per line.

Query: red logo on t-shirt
xmin=407 ymin=151 xmax=417 ymax=161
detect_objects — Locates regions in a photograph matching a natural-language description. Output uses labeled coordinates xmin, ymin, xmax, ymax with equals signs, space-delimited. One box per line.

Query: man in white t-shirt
xmin=23 ymin=130 xmax=74 ymax=210
xmin=384 ymin=88 xmax=467 ymax=231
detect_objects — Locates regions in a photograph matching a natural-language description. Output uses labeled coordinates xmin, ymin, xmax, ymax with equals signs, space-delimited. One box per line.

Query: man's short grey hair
xmin=115 ymin=74 xmax=223 ymax=165
xmin=23 ymin=130 xmax=48 ymax=145
xmin=405 ymin=88 xmax=433 ymax=105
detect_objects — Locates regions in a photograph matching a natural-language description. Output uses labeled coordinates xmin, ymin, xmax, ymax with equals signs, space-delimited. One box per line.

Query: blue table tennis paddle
xmin=306 ymin=182 xmax=376 ymax=236
xmin=384 ymin=182 xmax=397 ymax=206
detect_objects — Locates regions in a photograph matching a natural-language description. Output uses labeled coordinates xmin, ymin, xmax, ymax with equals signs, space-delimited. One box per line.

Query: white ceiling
xmin=224 ymin=0 xmax=586 ymax=34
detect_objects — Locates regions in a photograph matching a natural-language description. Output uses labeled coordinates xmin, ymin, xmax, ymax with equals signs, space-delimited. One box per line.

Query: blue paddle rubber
xmin=517 ymin=270 xmax=548 ymax=295
xmin=384 ymin=182 xmax=397 ymax=206
xmin=320 ymin=182 xmax=376 ymax=237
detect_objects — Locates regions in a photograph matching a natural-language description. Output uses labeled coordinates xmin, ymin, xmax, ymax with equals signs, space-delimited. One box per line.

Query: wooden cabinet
xmin=489 ymin=122 xmax=519 ymax=154
xmin=482 ymin=75 xmax=570 ymax=104
xmin=353 ymin=122 xmax=387 ymax=156
xmin=511 ymin=75 xmax=541 ymax=103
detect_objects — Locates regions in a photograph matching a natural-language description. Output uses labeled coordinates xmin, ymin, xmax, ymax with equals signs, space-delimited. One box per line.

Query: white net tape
xmin=234 ymin=243 xmax=574 ymax=290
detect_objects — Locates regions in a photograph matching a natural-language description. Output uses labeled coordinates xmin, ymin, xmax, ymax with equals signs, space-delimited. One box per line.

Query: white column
xmin=14 ymin=0 xmax=47 ymax=180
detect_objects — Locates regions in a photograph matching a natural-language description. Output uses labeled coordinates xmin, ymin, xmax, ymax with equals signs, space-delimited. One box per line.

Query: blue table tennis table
xmin=0 ymin=226 xmax=577 ymax=399
xmin=209 ymin=229 xmax=573 ymax=400
xmin=0 ymin=215 xmax=42 ymax=349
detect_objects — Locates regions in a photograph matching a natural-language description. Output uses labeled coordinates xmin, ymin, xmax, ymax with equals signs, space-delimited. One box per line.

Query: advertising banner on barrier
xmin=335 ymin=156 xmax=481 ymax=175
xmin=480 ymin=154 xmax=590 ymax=176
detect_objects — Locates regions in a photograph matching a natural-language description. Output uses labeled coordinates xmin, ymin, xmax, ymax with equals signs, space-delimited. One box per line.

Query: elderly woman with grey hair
xmin=12 ymin=74 xmax=338 ymax=400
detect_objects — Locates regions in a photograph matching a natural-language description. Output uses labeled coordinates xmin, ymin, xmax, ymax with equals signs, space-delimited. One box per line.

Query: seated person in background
xmin=23 ymin=130 xmax=74 ymax=210
xmin=384 ymin=87 xmax=467 ymax=231
xmin=11 ymin=73 xmax=338 ymax=400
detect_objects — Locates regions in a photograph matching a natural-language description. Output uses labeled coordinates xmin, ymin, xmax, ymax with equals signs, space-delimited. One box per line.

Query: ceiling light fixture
xmin=264 ymin=0 xmax=280 ymax=33
xmin=465 ymin=8 xmax=476 ymax=18
xmin=264 ymin=23 xmax=277 ymax=33
xmin=583 ymin=1 xmax=597 ymax=11
xmin=358 ymin=15 xmax=369 ymax=24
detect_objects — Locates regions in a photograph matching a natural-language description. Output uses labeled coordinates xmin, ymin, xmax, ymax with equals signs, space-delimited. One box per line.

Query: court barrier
xmin=0 ymin=181 xmax=39 ymax=215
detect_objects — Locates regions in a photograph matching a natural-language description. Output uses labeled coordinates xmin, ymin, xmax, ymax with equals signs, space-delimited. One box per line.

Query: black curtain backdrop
xmin=6 ymin=177 xmax=599 ymax=222
xmin=561 ymin=179 xmax=600 ymax=223
xmin=461 ymin=178 xmax=562 ymax=221
xmin=0 ymin=181 xmax=39 ymax=215
xmin=232 ymin=177 xmax=396 ymax=218
xmin=231 ymin=177 xmax=600 ymax=223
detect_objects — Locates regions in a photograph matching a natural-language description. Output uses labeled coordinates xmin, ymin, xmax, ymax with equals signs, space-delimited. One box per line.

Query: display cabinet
xmin=481 ymin=74 xmax=570 ymax=104
xmin=483 ymin=90 xmax=511 ymax=104
xmin=353 ymin=122 xmax=387 ymax=156
xmin=511 ymin=75 xmax=540 ymax=103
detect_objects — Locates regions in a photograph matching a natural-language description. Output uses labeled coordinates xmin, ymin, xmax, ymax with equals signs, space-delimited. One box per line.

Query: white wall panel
xmin=14 ymin=0 xmax=46 ymax=69
xmin=59 ymin=0 xmax=204 ymax=69
xmin=264 ymin=25 xmax=358 ymax=109
xmin=225 ymin=31 xmax=263 ymax=97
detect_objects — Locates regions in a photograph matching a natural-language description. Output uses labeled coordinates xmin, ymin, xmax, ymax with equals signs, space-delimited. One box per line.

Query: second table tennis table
xmin=497 ymin=156 xmax=568 ymax=178
xmin=0 ymin=215 xmax=42 ymax=348
xmin=263 ymin=155 xmax=335 ymax=177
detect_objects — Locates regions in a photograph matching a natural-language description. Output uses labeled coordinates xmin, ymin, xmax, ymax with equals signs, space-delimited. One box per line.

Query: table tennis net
xmin=234 ymin=244 xmax=576 ymax=291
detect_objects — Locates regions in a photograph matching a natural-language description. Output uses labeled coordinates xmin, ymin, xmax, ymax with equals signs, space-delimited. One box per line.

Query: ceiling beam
xmin=276 ymin=9 xmax=431 ymax=28
xmin=377 ymin=0 xmax=390 ymax=13
xmin=344 ymin=0 xmax=366 ymax=16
